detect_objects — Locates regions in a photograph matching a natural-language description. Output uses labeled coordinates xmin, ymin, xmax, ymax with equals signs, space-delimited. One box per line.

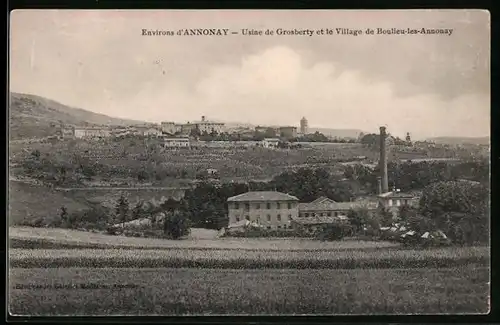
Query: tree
xmin=360 ymin=133 xmax=379 ymax=147
xmin=190 ymin=126 xmax=201 ymax=137
xmin=115 ymin=194 xmax=129 ymax=228
xmin=317 ymin=222 xmax=352 ymax=241
xmin=59 ymin=206 xmax=68 ymax=227
xmin=419 ymin=180 xmax=489 ymax=245
xmin=137 ymin=170 xmax=149 ymax=181
xmin=377 ymin=207 xmax=394 ymax=227
xmin=132 ymin=201 xmax=145 ymax=220
xmin=57 ymin=166 xmax=67 ymax=184
xmin=398 ymin=205 xmax=418 ymax=224
xmin=31 ymin=149 xmax=41 ymax=159
xmin=271 ymin=168 xmax=355 ymax=203
xmin=163 ymin=209 xmax=190 ymax=239
xmin=348 ymin=208 xmax=370 ymax=232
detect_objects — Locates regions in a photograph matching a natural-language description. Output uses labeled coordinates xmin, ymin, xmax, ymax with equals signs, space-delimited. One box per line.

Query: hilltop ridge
xmin=9 ymin=92 xmax=144 ymax=140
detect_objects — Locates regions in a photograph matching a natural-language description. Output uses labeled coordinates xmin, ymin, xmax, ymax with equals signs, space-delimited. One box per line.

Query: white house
xmin=261 ymin=138 xmax=280 ymax=148
xmin=74 ymin=127 xmax=111 ymax=139
xmin=163 ymin=137 xmax=190 ymax=148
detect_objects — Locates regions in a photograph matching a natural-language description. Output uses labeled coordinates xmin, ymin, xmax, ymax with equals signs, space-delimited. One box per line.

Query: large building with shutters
xmin=227 ymin=191 xmax=300 ymax=230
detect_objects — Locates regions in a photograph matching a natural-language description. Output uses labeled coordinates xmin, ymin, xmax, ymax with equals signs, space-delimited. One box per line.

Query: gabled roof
xmin=299 ymin=197 xmax=378 ymax=211
xmin=292 ymin=215 xmax=349 ymax=225
xmin=227 ymin=191 xmax=299 ymax=202
xmin=310 ymin=196 xmax=335 ymax=204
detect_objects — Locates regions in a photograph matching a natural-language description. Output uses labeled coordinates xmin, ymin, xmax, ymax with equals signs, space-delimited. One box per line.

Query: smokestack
xmin=201 ymin=116 xmax=206 ymax=122
xmin=377 ymin=177 xmax=382 ymax=195
xmin=379 ymin=126 xmax=389 ymax=193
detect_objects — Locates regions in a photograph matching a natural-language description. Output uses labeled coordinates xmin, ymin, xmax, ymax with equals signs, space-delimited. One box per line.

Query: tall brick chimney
xmin=379 ymin=126 xmax=389 ymax=193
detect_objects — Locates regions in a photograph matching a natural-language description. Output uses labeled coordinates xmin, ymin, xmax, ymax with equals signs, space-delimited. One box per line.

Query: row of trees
xmin=343 ymin=180 xmax=489 ymax=245
xmin=192 ymin=128 xmax=356 ymax=143
xmin=53 ymin=166 xmax=489 ymax=245
xmin=342 ymin=159 xmax=489 ymax=194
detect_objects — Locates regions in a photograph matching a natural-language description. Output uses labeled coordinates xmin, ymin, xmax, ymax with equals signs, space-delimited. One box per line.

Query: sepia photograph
xmin=8 ymin=9 xmax=490 ymax=316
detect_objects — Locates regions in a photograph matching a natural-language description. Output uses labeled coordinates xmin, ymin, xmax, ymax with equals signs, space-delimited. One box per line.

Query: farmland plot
xmin=9 ymin=246 xmax=489 ymax=269
xmin=9 ymin=266 xmax=489 ymax=315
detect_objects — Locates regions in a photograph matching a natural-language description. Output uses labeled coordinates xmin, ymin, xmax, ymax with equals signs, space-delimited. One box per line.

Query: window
xmin=320 ymin=213 xmax=325 ymax=217
xmin=327 ymin=212 xmax=332 ymax=217
xmin=334 ymin=212 xmax=339 ymax=217
xmin=244 ymin=203 xmax=250 ymax=211
xmin=396 ymin=199 xmax=401 ymax=206
xmin=305 ymin=213 xmax=309 ymax=218
xmin=256 ymin=217 xmax=260 ymax=223
xmin=287 ymin=203 xmax=292 ymax=209
xmin=255 ymin=203 xmax=260 ymax=210
xmin=288 ymin=214 xmax=292 ymax=220
xmin=277 ymin=214 xmax=281 ymax=221
xmin=266 ymin=203 xmax=271 ymax=209
xmin=267 ymin=214 xmax=271 ymax=221
xmin=267 ymin=226 xmax=271 ymax=229
xmin=277 ymin=203 xmax=281 ymax=209
xmin=236 ymin=217 xmax=240 ymax=222
xmin=245 ymin=216 xmax=250 ymax=220
xmin=234 ymin=203 xmax=239 ymax=209
xmin=388 ymin=199 xmax=393 ymax=206
xmin=277 ymin=226 xmax=282 ymax=229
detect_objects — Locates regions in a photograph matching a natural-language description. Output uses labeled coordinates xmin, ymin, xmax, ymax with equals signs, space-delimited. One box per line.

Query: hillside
xmin=428 ymin=136 xmax=490 ymax=146
xmin=9 ymin=92 xmax=145 ymax=140
xmin=8 ymin=181 xmax=92 ymax=226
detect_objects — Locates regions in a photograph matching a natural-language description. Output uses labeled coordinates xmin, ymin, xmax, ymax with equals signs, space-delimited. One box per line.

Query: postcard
xmin=8 ymin=9 xmax=490 ymax=316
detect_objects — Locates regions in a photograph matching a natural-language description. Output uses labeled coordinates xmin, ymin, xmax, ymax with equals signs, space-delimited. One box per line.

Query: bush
xmin=225 ymin=228 xmax=298 ymax=238
xmin=163 ymin=210 xmax=191 ymax=239
xmin=317 ymin=223 xmax=354 ymax=241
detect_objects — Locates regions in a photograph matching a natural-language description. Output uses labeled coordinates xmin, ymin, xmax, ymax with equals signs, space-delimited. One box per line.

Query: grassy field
xmin=8 ymin=181 xmax=186 ymax=225
xmin=9 ymin=246 xmax=489 ymax=269
xmin=8 ymin=182 xmax=92 ymax=226
xmin=9 ymin=226 xmax=401 ymax=250
xmin=8 ymin=266 xmax=490 ymax=315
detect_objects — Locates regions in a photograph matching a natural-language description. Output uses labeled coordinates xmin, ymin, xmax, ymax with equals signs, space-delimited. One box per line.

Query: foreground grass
xmin=9 ymin=266 xmax=489 ymax=315
xmin=9 ymin=246 xmax=489 ymax=269
xmin=9 ymin=226 xmax=401 ymax=250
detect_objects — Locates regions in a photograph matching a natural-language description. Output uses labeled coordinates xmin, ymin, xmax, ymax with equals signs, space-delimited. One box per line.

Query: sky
xmin=9 ymin=10 xmax=490 ymax=139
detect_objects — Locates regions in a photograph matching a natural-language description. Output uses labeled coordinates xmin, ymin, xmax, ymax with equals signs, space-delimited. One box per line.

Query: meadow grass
xmin=9 ymin=266 xmax=490 ymax=315
xmin=9 ymin=246 xmax=489 ymax=269
xmin=9 ymin=226 xmax=401 ymax=250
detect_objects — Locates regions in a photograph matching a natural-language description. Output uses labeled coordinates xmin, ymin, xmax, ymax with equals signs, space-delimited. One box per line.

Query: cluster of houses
xmin=54 ymin=115 xmax=303 ymax=150
xmin=224 ymin=126 xmax=422 ymax=236
xmin=224 ymin=189 xmax=418 ymax=235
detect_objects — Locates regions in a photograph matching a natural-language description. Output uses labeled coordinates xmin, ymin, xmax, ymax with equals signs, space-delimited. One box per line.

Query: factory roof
xmin=299 ymin=196 xmax=378 ymax=211
xmin=292 ymin=215 xmax=349 ymax=225
xmin=227 ymin=191 xmax=299 ymax=202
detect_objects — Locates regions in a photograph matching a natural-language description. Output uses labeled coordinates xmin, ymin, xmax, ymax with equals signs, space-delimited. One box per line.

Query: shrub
xmin=225 ymin=228 xmax=298 ymax=238
xmin=163 ymin=210 xmax=191 ymax=239
xmin=317 ymin=223 xmax=354 ymax=241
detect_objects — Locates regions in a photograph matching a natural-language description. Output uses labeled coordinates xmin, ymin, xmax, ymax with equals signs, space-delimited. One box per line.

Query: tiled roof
xmin=292 ymin=215 xmax=349 ymax=225
xmin=227 ymin=191 xmax=299 ymax=202
xmin=299 ymin=197 xmax=378 ymax=211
